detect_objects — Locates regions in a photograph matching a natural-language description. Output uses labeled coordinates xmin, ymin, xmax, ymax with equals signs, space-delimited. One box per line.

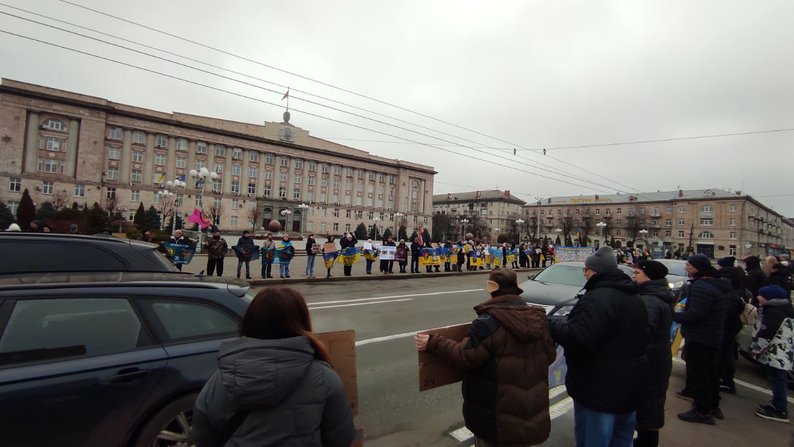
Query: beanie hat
xmin=487 ymin=268 xmax=523 ymax=296
xmin=6 ymin=223 xmax=21 ymax=232
xmin=687 ymin=254 xmax=711 ymax=272
xmin=758 ymin=285 xmax=788 ymax=300
xmin=585 ymin=246 xmax=618 ymax=274
xmin=717 ymin=256 xmax=736 ymax=267
xmin=638 ymin=260 xmax=669 ymax=280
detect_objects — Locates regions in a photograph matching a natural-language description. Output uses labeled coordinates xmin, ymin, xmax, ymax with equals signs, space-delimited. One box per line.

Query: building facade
xmin=521 ymin=189 xmax=793 ymax=258
xmin=0 ymin=79 xmax=436 ymax=236
xmin=432 ymin=190 xmax=526 ymax=242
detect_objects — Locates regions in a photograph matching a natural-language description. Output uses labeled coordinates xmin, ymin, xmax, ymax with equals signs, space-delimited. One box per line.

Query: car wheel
xmin=134 ymin=393 xmax=198 ymax=447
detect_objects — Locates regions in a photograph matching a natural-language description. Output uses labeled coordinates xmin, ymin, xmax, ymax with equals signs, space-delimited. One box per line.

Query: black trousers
xmin=261 ymin=262 xmax=272 ymax=277
xmin=719 ymin=339 xmax=738 ymax=388
xmin=684 ymin=341 xmax=721 ymax=413
xmin=207 ymin=258 xmax=224 ymax=277
xmin=343 ymin=265 xmax=352 ymax=276
xmin=411 ymin=257 xmax=419 ymax=273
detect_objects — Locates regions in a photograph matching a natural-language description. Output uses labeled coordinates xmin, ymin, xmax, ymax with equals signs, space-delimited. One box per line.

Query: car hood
xmin=519 ymin=279 xmax=583 ymax=306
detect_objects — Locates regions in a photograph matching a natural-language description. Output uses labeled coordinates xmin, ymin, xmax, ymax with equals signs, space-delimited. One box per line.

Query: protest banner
xmin=338 ymin=247 xmax=361 ymax=266
xmin=379 ymin=245 xmax=396 ymax=260
xmin=553 ymin=247 xmax=593 ymax=263
xmin=233 ymin=244 xmax=260 ymax=262
xmin=162 ymin=242 xmax=196 ymax=265
xmin=310 ymin=243 xmax=322 ymax=254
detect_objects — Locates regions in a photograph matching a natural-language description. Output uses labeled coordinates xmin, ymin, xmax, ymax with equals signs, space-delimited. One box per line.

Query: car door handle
xmin=107 ymin=367 xmax=150 ymax=383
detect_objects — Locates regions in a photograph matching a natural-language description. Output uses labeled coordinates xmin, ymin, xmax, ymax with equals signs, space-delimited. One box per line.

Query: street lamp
xmin=535 ymin=197 xmax=543 ymax=244
xmin=164 ymin=178 xmax=186 ymax=234
xmin=639 ymin=228 xmax=649 ymax=251
xmin=515 ymin=218 xmax=525 ymax=242
xmin=555 ymin=228 xmax=562 ymax=245
xmin=189 ymin=167 xmax=218 ymax=252
xmin=596 ymin=221 xmax=607 ymax=246
xmin=298 ymin=203 xmax=309 ymax=237
xmin=461 ymin=218 xmax=470 ymax=240
xmin=394 ymin=212 xmax=404 ymax=238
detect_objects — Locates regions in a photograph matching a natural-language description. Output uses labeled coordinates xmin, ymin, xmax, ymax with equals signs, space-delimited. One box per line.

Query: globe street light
xmin=189 ymin=167 xmax=218 ymax=252
xmin=639 ymin=228 xmax=649 ymax=251
xmin=596 ymin=221 xmax=607 ymax=246
xmin=515 ymin=218 xmax=525 ymax=242
xmin=555 ymin=228 xmax=562 ymax=245
xmin=298 ymin=203 xmax=309 ymax=237
xmin=460 ymin=218 xmax=470 ymax=240
xmin=393 ymin=212 xmax=404 ymax=238
xmin=164 ymin=178 xmax=186 ymax=234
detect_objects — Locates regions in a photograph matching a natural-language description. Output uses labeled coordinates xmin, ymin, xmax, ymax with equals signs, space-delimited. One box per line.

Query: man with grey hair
xmin=550 ymin=246 xmax=648 ymax=446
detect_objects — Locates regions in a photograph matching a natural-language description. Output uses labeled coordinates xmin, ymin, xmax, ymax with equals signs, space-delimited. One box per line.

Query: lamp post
xmin=394 ymin=212 xmax=404 ymax=239
xmin=298 ymin=203 xmax=309 ymax=237
xmin=535 ymin=197 xmax=543 ymax=244
xmin=461 ymin=218 xmax=469 ymax=240
xmin=164 ymin=178 xmax=186 ymax=234
xmin=189 ymin=167 xmax=218 ymax=253
xmin=639 ymin=228 xmax=649 ymax=251
xmin=493 ymin=227 xmax=501 ymax=244
xmin=280 ymin=208 xmax=292 ymax=234
xmin=596 ymin=221 xmax=607 ymax=247
xmin=515 ymin=218 xmax=525 ymax=243
xmin=555 ymin=228 xmax=562 ymax=245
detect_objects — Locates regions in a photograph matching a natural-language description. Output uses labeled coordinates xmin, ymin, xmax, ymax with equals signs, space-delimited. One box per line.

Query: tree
xmin=409 ymin=230 xmax=418 ymax=243
xmin=368 ymin=224 xmax=381 ymax=241
xmin=84 ymin=202 xmax=110 ymax=234
xmin=36 ymin=201 xmax=56 ymax=222
xmin=625 ymin=213 xmax=642 ymax=245
xmin=247 ymin=206 xmax=263 ymax=232
xmin=422 ymin=228 xmax=431 ymax=245
xmin=50 ymin=190 xmax=69 ymax=210
xmin=16 ymin=188 xmax=35 ymax=230
xmin=578 ymin=215 xmax=594 ymax=247
xmin=133 ymin=202 xmax=146 ymax=228
xmin=354 ymin=223 xmax=368 ymax=240
xmin=398 ymin=224 xmax=408 ymax=242
xmin=382 ymin=228 xmax=392 ymax=241
xmin=0 ymin=201 xmax=14 ymax=230
xmin=559 ymin=215 xmax=574 ymax=246
xmin=206 ymin=201 xmax=224 ymax=227
xmin=145 ymin=205 xmax=161 ymax=230
xmin=431 ymin=213 xmax=450 ymax=242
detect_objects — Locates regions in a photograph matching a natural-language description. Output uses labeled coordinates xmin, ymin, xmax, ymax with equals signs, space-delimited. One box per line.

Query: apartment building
xmin=0 ymin=79 xmax=436 ymax=235
xmin=522 ymin=189 xmax=793 ymax=258
xmin=433 ymin=190 xmax=526 ymax=241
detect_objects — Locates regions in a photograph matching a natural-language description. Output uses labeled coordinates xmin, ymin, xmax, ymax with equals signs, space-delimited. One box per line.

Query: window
xmin=308 ymin=161 xmax=316 ymax=171
xmin=346 ymin=168 xmax=353 ymax=177
xmin=616 ymin=208 xmax=622 ymax=215
xmin=333 ymin=165 xmax=341 ymax=175
xmin=248 ymin=166 xmax=257 ymax=178
xmin=107 ymin=127 xmax=122 ymax=140
xmin=42 ymin=181 xmax=53 ymax=195
xmin=701 ymin=205 xmax=713 ymax=213
xmin=729 ymin=245 xmax=737 ymax=256
xmin=7 ymin=200 xmax=18 ymax=215
xmin=665 ymin=230 xmax=671 ymax=237
xmin=230 ymin=216 xmax=238 ymax=227
xmin=43 ymin=136 xmax=63 ymax=152
xmin=729 ymin=232 xmax=737 ymax=239
xmin=232 ymin=199 xmax=239 ymax=210
xmin=333 ymin=223 xmax=339 ymax=231
xmin=176 ymin=138 xmax=188 ymax=151
xmin=130 ymin=170 xmax=142 ymax=183
xmin=232 ymin=164 xmax=241 ymax=176
xmin=345 ymin=224 xmax=351 ymax=232
xmin=0 ymin=298 xmax=145 ymax=363
xmin=132 ymin=150 xmax=143 ymax=163
xmin=131 ymin=189 xmax=140 ymax=202
xmin=333 ymin=208 xmax=340 ymax=217
xmin=106 ymin=188 xmax=116 ymax=200
xmin=175 ymin=156 xmax=186 ymax=169
xmin=106 ymin=167 xmax=119 ymax=180
xmin=665 ymin=219 xmax=672 ymax=226
xmin=195 ymin=195 xmax=203 ymax=208
xmin=215 ymin=145 xmax=226 ymax=157
xmin=729 ymin=218 xmax=736 ymax=226
xmin=293 ymin=190 xmax=300 ymax=200
xmin=133 ymin=130 xmax=146 ymax=145
xmin=280 ymin=157 xmax=290 ymax=167
xmin=249 ymin=152 xmax=259 ymax=162
xmin=321 ymin=164 xmax=329 ymax=173
xmin=265 ymin=153 xmax=274 ymax=164
xmin=74 ymin=183 xmax=85 ymax=197
xmin=264 ymin=185 xmax=271 ymax=197
xmin=321 ymin=179 xmax=328 ymax=187
xmin=678 ymin=219 xmax=685 ymax=225
xmin=678 ymin=206 xmax=685 ymax=214
xmin=615 ymin=229 xmax=622 ymax=236
xmin=247 ymin=183 xmax=256 ymax=195
xmin=155 ymin=135 xmax=168 ymax=148
xmin=294 ymin=175 xmax=302 ymax=184
xmin=146 ymin=300 xmax=237 ymax=341
xmin=107 ymin=147 xmax=121 ymax=160
xmin=232 ymin=148 xmax=242 ymax=160
xmin=196 ymin=141 xmax=208 ymax=154
xmin=42 ymin=118 xmax=67 ymax=131
xmin=678 ymin=231 xmax=685 ymax=238
xmin=295 ymin=159 xmax=303 ymax=169
xmin=729 ymin=205 xmax=737 ymax=213
xmin=278 ymin=186 xmax=286 ymax=198
xmin=9 ymin=177 xmax=21 ymax=192
xmin=154 ymin=153 xmax=166 ymax=166
xmin=212 ymin=179 xmax=222 ymax=192
xmin=699 ymin=218 xmax=713 ymax=226
xmin=231 ymin=181 xmax=240 ymax=194
xmin=214 ymin=162 xmax=224 ymax=174
xmin=280 ymin=172 xmax=288 ymax=182
xmin=264 ymin=170 xmax=273 ymax=180
xmin=665 ymin=207 xmax=672 ymax=214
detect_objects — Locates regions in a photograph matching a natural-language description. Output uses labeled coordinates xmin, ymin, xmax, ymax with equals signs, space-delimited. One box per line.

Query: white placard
xmin=379 ymin=245 xmax=396 ymax=260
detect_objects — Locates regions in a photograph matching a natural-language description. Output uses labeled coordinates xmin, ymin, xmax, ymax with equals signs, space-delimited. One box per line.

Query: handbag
xmin=740 ymin=303 xmax=758 ymax=326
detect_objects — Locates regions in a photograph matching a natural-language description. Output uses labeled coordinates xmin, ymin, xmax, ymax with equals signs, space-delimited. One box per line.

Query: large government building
xmin=0 ymin=79 xmax=436 ymax=236
xmin=432 ymin=190 xmax=526 ymax=241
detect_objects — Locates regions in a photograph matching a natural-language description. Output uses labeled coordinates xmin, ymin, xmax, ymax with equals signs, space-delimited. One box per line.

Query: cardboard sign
xmin=323 ymin=242 xmax=337 ymax=253
xmin=418 ymin=324 xmax=470 ymax=391
xmin=311 ymin=243 xmax=322 ymax=254
xmin=379 ymin=245 xmax=396 ymax=260
xmin=316 ymin=330 xmax=359 ymax=415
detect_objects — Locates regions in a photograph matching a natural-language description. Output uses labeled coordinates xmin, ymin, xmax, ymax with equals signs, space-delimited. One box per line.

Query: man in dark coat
xmin=550 ymin=246 xmax=648 ymax=446
xmin=743 ymin=255 xmax=766 ymax=305
xmin=716 ymin=256 xmax=747 ymax=394
xmin=415 ymin=268 xmax=556 ymax=446
xmin=633 ymin=260 xmax=674 ymax=447
xmin=234 ymin=230 xmax=256 ymax=279
xmin=673 ymin=254 xmax=730 ymax=424
xmin=410 ymin=237 xmax=421 ymax=273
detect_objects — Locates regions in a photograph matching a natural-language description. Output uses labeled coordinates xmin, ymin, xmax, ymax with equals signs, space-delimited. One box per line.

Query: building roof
xmin=541 ymin=188 xmax=741 ymax=206
xmin=433 ymin=190 xmax=527 ymax=205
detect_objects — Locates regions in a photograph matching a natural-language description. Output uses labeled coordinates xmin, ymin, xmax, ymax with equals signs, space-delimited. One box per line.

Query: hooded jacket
xmin=636 ymin=278 xmax=674 ymax=431
xmin=720 ymin=265 xmax=749 ymax=338
xmin=673 ymin=267 xmax=731 ymax=346
xmin=427 ymin=294 xmax=556 ymax=446
xmin=193 ymin=336 xmax=355 ymax=447
xmin=550 ymin=269 xmax=648 ymax=413
xmin=744 ymin=256 xmax=766 ymax=298
xmin=752 ymin=297 xmax=794 ymax=371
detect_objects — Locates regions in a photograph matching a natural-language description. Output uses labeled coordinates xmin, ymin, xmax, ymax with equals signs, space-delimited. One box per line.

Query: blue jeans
xmin=365 ymin=259 xmax=374 ymax=273
xmin=574 ymin=401 xmax=636 ymax=447
xmin=305 ymin=255 xmax=315 ymax=277
xmin=279 ymin=262 xmax=290 ymax=277
xmin=767 ymin=365 xmax=788 ymax=413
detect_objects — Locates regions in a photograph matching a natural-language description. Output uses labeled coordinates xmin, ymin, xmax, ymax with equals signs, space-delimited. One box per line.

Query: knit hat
xmin=5 ymin=223 xmax=21 ymax=232
xmin=585 ymin=246 xmax=618 ymax=274
xmin=717 ymin=256 xmax=736 ymax=267
xmin=758 ymin=285 xmax=788 ymax=300
xmin=638 ymin=260 xmax=669 ymax=280
xmin=687 ymin=254 xmax=711 ymax=272
xmin=487 ymin=268 xmax=523 ymax=296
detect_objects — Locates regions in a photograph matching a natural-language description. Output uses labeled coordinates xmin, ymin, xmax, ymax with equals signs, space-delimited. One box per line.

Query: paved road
xmin=248 ymin=275 xmax=794 ymax=446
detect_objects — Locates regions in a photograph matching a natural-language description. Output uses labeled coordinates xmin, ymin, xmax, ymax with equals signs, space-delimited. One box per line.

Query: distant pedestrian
xmin=364 ymin=239 xmax=377 ymax=274
xmin=415 ymin=268 xmax=556 ymax=446
xmin=140 ymin=228 xmax=155 ymax=243
xmin=324 ymin=236 xmax=337 ymax=279
xmin=28 ymin=220 xmax=41 ymax=232
xmin=204 ymin=228 xmax=228 ymax=277
xmin=234 ymin=230 xmax=255 ymax=279
xmin=550 ymin=246 xmax=648 ymax=447
xmin=261 ymin=233 xmax=275 ymax=279
xmin=410 ymin=237 xmax=421 ymax=273
xmin=305 ymin=234 xmax=317 ymax=278
xmin=67 ymin=223 xmax=80 ymax=234
xmin=41 ymin=224 xmax=52 ymax=233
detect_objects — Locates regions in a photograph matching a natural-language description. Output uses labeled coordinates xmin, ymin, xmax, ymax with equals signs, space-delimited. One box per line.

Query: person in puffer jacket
xmin=193 ymin=287 xmax=356 ymax=447
xmin=415 ymin=268 xmax=556 ymax=446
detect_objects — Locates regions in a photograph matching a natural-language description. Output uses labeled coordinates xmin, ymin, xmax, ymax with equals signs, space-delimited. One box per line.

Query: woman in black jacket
xmin=632 ymin=261 xmax=674 ymax=447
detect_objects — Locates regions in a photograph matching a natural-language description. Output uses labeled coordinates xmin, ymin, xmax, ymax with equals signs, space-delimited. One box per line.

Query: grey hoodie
xmin=193 ymin=336 xmax=355 ymax=447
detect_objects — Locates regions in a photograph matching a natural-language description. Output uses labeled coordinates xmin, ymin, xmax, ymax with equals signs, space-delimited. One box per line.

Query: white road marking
xmin=449 ymin=427 xmax=472 ymax=442
xmin=355 ymin=322 xmax=471 ymax=346
xmin=310 ymin=298 xmax=413 ymax=310
xmin=308 ymin=288 xmax=484 ymax=306
xmin=549 ymin=397 xmax=575 ymax=419
xmin=672 ymin=357 xmax=794 ymax=404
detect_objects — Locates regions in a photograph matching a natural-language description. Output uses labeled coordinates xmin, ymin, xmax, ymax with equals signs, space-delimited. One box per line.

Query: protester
xmin=410 ymin=237 xmax=421 ymax=273
xmin=192 ymin=287 xmax=356 ymax=446
xmin=750 ymin=285 xmax=794 ymax=423
xmin=41 ymin=224 xmax=52 ymax=233
xmin=549 ymin=246 xmax=648 ymax=446
xmin=396 ymin=239 xmax=409 ymax=273
xmin=673 ymin=254 xmax=730 ymax=424
xmin=364 ymin=239 xmax=377 ymax=275
xmin=168 ymin=229 xmax=190 ymax=271
xmin=381 ymin=236 xmax=396 ymax=274
xmin=633 ymin=260 xmax=674 ymax=447
xmin=67 ymin=223 xmax=80 ymax=234
xmin=260 ymin=233 xmax=275 ymax=279
xmin=277 ymin=234 xmax=295 ymax=278
xmin=140 ymin=228 xmax=155 ymax=243
xmin=716 ymin=256 xmax=747 ymax=394
xmin=305 ymin=234 xmax=317 ymax=278
xmin=443 ymin=240 xmax=453 ymax=272
xmin=324 ymin=236 xmax=336 ymax=279
xmin=203 ymin=228 xmax=228 ymax=277
xmin=340 ymin=232 xmax=357 ymax=276
xmin=765 ymin=256 xmax=792 ymax=295
xmin=743 ymin=255 xmax=766 ymax=305
xmin=28 ymin=220 xmax=41 ymax=232
xmin=456 ymin=241 xmax=466 ymax=272
xmin=234 ymin=230 xmax=256 ymax=279
xmin=415 ymin=268 xmax=556 ymax=446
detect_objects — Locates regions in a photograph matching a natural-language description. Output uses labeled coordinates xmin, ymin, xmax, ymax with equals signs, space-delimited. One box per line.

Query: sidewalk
xmin=180 ymin=254 xmax=540 ymax=286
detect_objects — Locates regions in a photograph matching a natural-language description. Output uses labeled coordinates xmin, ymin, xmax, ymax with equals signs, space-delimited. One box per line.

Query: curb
xmin=244 ymin=268 xmax=541 ymax=286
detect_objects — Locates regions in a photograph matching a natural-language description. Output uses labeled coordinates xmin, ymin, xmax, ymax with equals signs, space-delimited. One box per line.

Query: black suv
xmin=0 ymin=272 xmax=250 ymax=446
xmin=0 ymin=233 xmax=177 ymax=274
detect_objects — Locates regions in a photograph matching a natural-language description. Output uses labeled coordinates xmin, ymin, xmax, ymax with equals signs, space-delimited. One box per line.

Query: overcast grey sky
xmin=1 ymin=0 xmax=792 ymax=214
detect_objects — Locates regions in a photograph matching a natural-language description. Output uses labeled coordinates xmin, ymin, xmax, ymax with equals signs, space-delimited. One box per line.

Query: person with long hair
xmin=193 ymin=288 xmax=356 ymax=446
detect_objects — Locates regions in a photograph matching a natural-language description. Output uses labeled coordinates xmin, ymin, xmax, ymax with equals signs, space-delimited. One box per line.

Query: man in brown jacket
xmin=415 ymin=268 xmax=556 ymax=446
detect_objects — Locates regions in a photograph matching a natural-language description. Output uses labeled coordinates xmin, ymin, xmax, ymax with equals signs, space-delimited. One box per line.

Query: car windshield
xmin=656 ymin=260 xmax=687 ymax=276
xmin=533 ymin=264 xmax=586 ymax=287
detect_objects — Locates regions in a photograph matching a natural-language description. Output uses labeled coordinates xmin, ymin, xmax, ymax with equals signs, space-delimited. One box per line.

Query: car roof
xmin=0 ymin=272 xmax=248 ymax=293
xmin=0 ymin=232 xmax=156 ymax=247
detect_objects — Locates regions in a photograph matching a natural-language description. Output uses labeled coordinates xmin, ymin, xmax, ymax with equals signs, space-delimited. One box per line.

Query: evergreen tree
xmin=37 ymin=201 xmax=56 ymax=222
xmin=145 ymin=205 xmax=161 ymax=230
xmin=354 ymin=222 xmax=368 ymax=240
xmin=368 ymin=225 xmax=381 ymax=241
xmin=409 ymin=230 xmax=418 ymax=243
xmin=84 ymin=202 xmax=110 ymax=234
xmin=16 ymin=188 xmax=36 ymax=230
xmin=0 ymin=201 xmax=14 ymax=230
xmin=422 ymin=228 xmax=432 ymax=244
xmin=398 ymin=225 xmax=408 ymax=242
xmin=133 ymin=202 xmax=146 ymax=228
xmin=382 ymin=228 xmax=393 ymax=241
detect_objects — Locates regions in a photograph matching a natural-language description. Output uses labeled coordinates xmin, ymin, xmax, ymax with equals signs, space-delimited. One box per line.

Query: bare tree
xmin=156 ymin=195 xmax=176 ymax=229
xmin=625 ymin=214 xmax=642 ymax=245
xmin=579 ymin=214 xmax=594 ymax=247
xmin=206 ymin=201 xmax=224 ymax=226
xmin=51 ymin=190 xmax=69 ymax=210
xmin=559 ymin=215 xmax=574 ymax=246
xmin=247 ymin=205 xmax=263 ymax=232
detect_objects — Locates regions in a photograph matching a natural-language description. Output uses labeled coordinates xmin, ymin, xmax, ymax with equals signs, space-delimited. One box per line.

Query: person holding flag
xmin=276 ymin=234 xmax=295 ymax=278
xmin=323 ymin=236 xmax=339 ymax=279
xmin=260 ymin=233 xmax=275 ymax=279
